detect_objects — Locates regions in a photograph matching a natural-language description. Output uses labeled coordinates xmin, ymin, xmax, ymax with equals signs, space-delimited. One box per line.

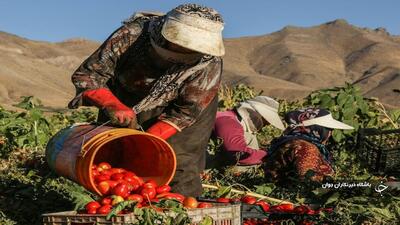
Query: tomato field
xmin=0 ymin=84 xmax=399 ymax=225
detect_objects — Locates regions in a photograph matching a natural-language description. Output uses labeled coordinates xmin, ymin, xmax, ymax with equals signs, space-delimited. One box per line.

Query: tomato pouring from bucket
xmin=45 ymin=124 xmax=177 ymax=196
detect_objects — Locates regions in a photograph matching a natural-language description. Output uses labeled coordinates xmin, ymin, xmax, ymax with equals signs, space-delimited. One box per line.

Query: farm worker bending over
xmin=214 ymin=96 xmax=285 ymax=165
xmin=264 ymin=108 xmax=353 ymax=182
xmin=68 ymin=3 xmax=225 ymax=197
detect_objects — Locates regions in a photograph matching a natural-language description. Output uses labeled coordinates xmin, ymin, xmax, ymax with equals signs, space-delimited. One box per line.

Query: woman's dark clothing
xmin=264 ymin=108 xmax=334 ymax=182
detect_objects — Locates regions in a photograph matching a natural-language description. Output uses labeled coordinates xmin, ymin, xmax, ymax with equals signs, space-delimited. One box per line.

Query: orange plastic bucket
xmin=46 ymin=124 xmax=176 ymax=196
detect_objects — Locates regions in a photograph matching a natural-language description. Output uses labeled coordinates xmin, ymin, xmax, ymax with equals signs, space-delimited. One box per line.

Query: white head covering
xmin=161 ymin=4 xmax=225 ymax=56
xmin=237 ymin=96 xmax=285 ymax=131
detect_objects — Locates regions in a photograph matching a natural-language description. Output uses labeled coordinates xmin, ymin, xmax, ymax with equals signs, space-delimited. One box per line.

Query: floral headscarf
xmin=269 ymin=108 xmax=333 ymax=163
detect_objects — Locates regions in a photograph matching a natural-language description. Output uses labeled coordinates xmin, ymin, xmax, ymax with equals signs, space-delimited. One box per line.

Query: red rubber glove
xmin=146 ymin=121 xmax=178 ymax=140
xmin=82 ymin=88 xmax=135 ymax=126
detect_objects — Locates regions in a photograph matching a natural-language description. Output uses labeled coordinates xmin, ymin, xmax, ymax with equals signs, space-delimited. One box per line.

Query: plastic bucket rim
xmin=79 ymin=128 xmax=176 ymax=196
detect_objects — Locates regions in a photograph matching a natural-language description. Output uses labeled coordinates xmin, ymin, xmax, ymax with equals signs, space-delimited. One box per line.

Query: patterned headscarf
xmin=269 ymin=108 xmax=334 ymax=163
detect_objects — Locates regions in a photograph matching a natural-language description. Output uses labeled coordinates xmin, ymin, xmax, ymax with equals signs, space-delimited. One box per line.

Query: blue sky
xmin=0 ymin=0 xmax=399 ymax=42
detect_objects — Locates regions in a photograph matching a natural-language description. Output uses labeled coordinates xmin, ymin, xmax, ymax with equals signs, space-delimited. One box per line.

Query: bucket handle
xmin=78 ymin=120 xmax=145 ymax=157
xmin=79 ymin=120 xmax=111 ymax=157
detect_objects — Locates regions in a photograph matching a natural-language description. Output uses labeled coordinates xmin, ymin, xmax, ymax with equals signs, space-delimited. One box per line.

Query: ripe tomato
xmin=96 ymin=205 xmax=112 ymax=214
xmin=98 ymin=162 xmax=112 ymax=170
xmin=112 ymin=183 xmax=129 ymax=198
xmin=110 ymin=168 xmax=126 ymax=174
xmin=97 ymin=181 xmax=110 ymax=195
xmin=100 ymin=169 xmax=113 ymax=176
xmin=156 ymin=185 xmax=171 ymax=194
xmin=127 ymin=194 xmax=143 ymax=203
xmin=95 ymin=174 xmax=111 ymax=183
xmin=127 ymin=180 xmax=140 ymax=192
xmin=160 ymin=193 xmax=184 ymax=202
xmin=216 ymin=197 xmax=230 ymax=203
xmin=87 ymin=208 xmax=97 ymax=214
xmin=133 ymin=176 xmax=144 ymax=186
xmin=255 ymin=200 xmax=270 ymax=212
xmin=111 ymin=195 xmax=124 ymax=206
xmin=272 ymin=203 xmax=294 ymax=212
xmin=197 ymin=202 xmax=213 ymax=208
xmin=85 ymin=201 xmax=101 ymax=211
xmin=123 ymin=174 xmax=134 ymax=183
xmin=241 ymin=196 xmax=257 ymax=205
xmin=143 ymin=180 xmax=157 ymax=189
xmin=111 ymin=173 xmax=124 ymax=181
xmin=141 ymin=187 xmax=156 ymax=200
xmin=107 ymin=180 xmax=119 ymax=188
xmin=183 ymin=197 xmax=198 ymax=208
xmin=123 ymin=171 xmax=136 ymax=177
xmin=100 ymin=197 xmax=112 ymax=206
xmin=92 ymin=169 xmax=100 ymax=177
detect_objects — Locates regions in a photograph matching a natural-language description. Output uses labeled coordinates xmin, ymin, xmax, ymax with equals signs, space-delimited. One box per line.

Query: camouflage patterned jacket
xmin=68 ymin=13 xmax=222 ymax=130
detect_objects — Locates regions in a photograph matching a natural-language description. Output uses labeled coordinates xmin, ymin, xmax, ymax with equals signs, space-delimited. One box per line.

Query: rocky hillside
xmin=0 ymin=19 xmax=399 ymax=109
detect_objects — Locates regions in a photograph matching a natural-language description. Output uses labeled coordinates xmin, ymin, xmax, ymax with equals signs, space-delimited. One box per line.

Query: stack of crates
xmin=42 ymin=203 xmax=241 ymax=225
xmin=356 ymin=128 xmax=400 ymax=175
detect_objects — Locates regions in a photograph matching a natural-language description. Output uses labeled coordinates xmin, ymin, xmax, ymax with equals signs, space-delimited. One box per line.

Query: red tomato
xmin=156 ymin=185 xmax=171 ymax=194
xmin=161 ymin=193 xmax=184 ymax=203
xmin=183 ymin=197 xmax=198 ymax=209
xmin=197 ymin=202 xmax=213 ymax=208
xmin=255 ymin=200 xmax=270 ymax=212
xmin=100 ymin=197 xmax=112 ymax=206
xmin=85 ymin=201 xmax=101 ymax=211
xmin=123 ymin=171 xmax=136 ymax=177
xmin=123 ymin=174 xmax=135 ymax=183
xmin=143 ymin=180 xmax=157 ymax=189
xmin=87 ymin=208 xmax=97 ymax=214
xmin=111 ymin=173 xmax=124 ymax=181
xmin=141 ymin=187 xmax=156 ymax=200
xmin=97 ymin=181 xmax=110 ymax=195
xmin=100 ymin=169 xmax=113 ymax=176
xmin=127 ymin=194 xmax=143 ymax=203
xmin=91 ymin=165 xmax=97 ymax=170
xmin=92 ymin=169 xmax=100 ymax=177
xmin=96 ymin=205 xmax=112 ymax=214
xmin=98 ymin=162 xmax=112 ymax=170
xmin=95 ymin=174 xmax=111 ymax=183
xmin=216 ymin=197 xmax=230 ymax=203
xmin=107 ymin=180 xmax=119 ymax=189
xmin=127 ymin=180 xmax=140 ymax=192
xmin=133 ymin=176 xmax=144 ymax=186
xmin=293 ymin=205 xmax=310 ymax=214
xmin=112 ymin=183 xmax=129 ymax=198
xmin=241 ymin=196 xmax=257 ymax=205
xmin=110 ymin=168 xmax=126 ymax=174
xmin=272 ymin=203 xmax=294 ymax=212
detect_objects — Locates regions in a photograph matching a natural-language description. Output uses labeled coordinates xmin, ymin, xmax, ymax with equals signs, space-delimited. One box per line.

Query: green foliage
xmin=218 ymin=84 xmax=260 ymax=110
xmin=0 ymin=97 xmax=97 ymax=158
xmin=1 ymin=84 xmax=399 ymax=224
xmin=303 ymin=83 xmax=387 ymax=143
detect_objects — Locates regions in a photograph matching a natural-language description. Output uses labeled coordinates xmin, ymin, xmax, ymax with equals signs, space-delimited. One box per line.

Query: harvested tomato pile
xmin=84 ymin=162 xmax=212 ymax=214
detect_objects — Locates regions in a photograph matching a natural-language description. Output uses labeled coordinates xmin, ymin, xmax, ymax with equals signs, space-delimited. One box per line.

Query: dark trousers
xmin=98 ymin=89 xmax=218 ymax=197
